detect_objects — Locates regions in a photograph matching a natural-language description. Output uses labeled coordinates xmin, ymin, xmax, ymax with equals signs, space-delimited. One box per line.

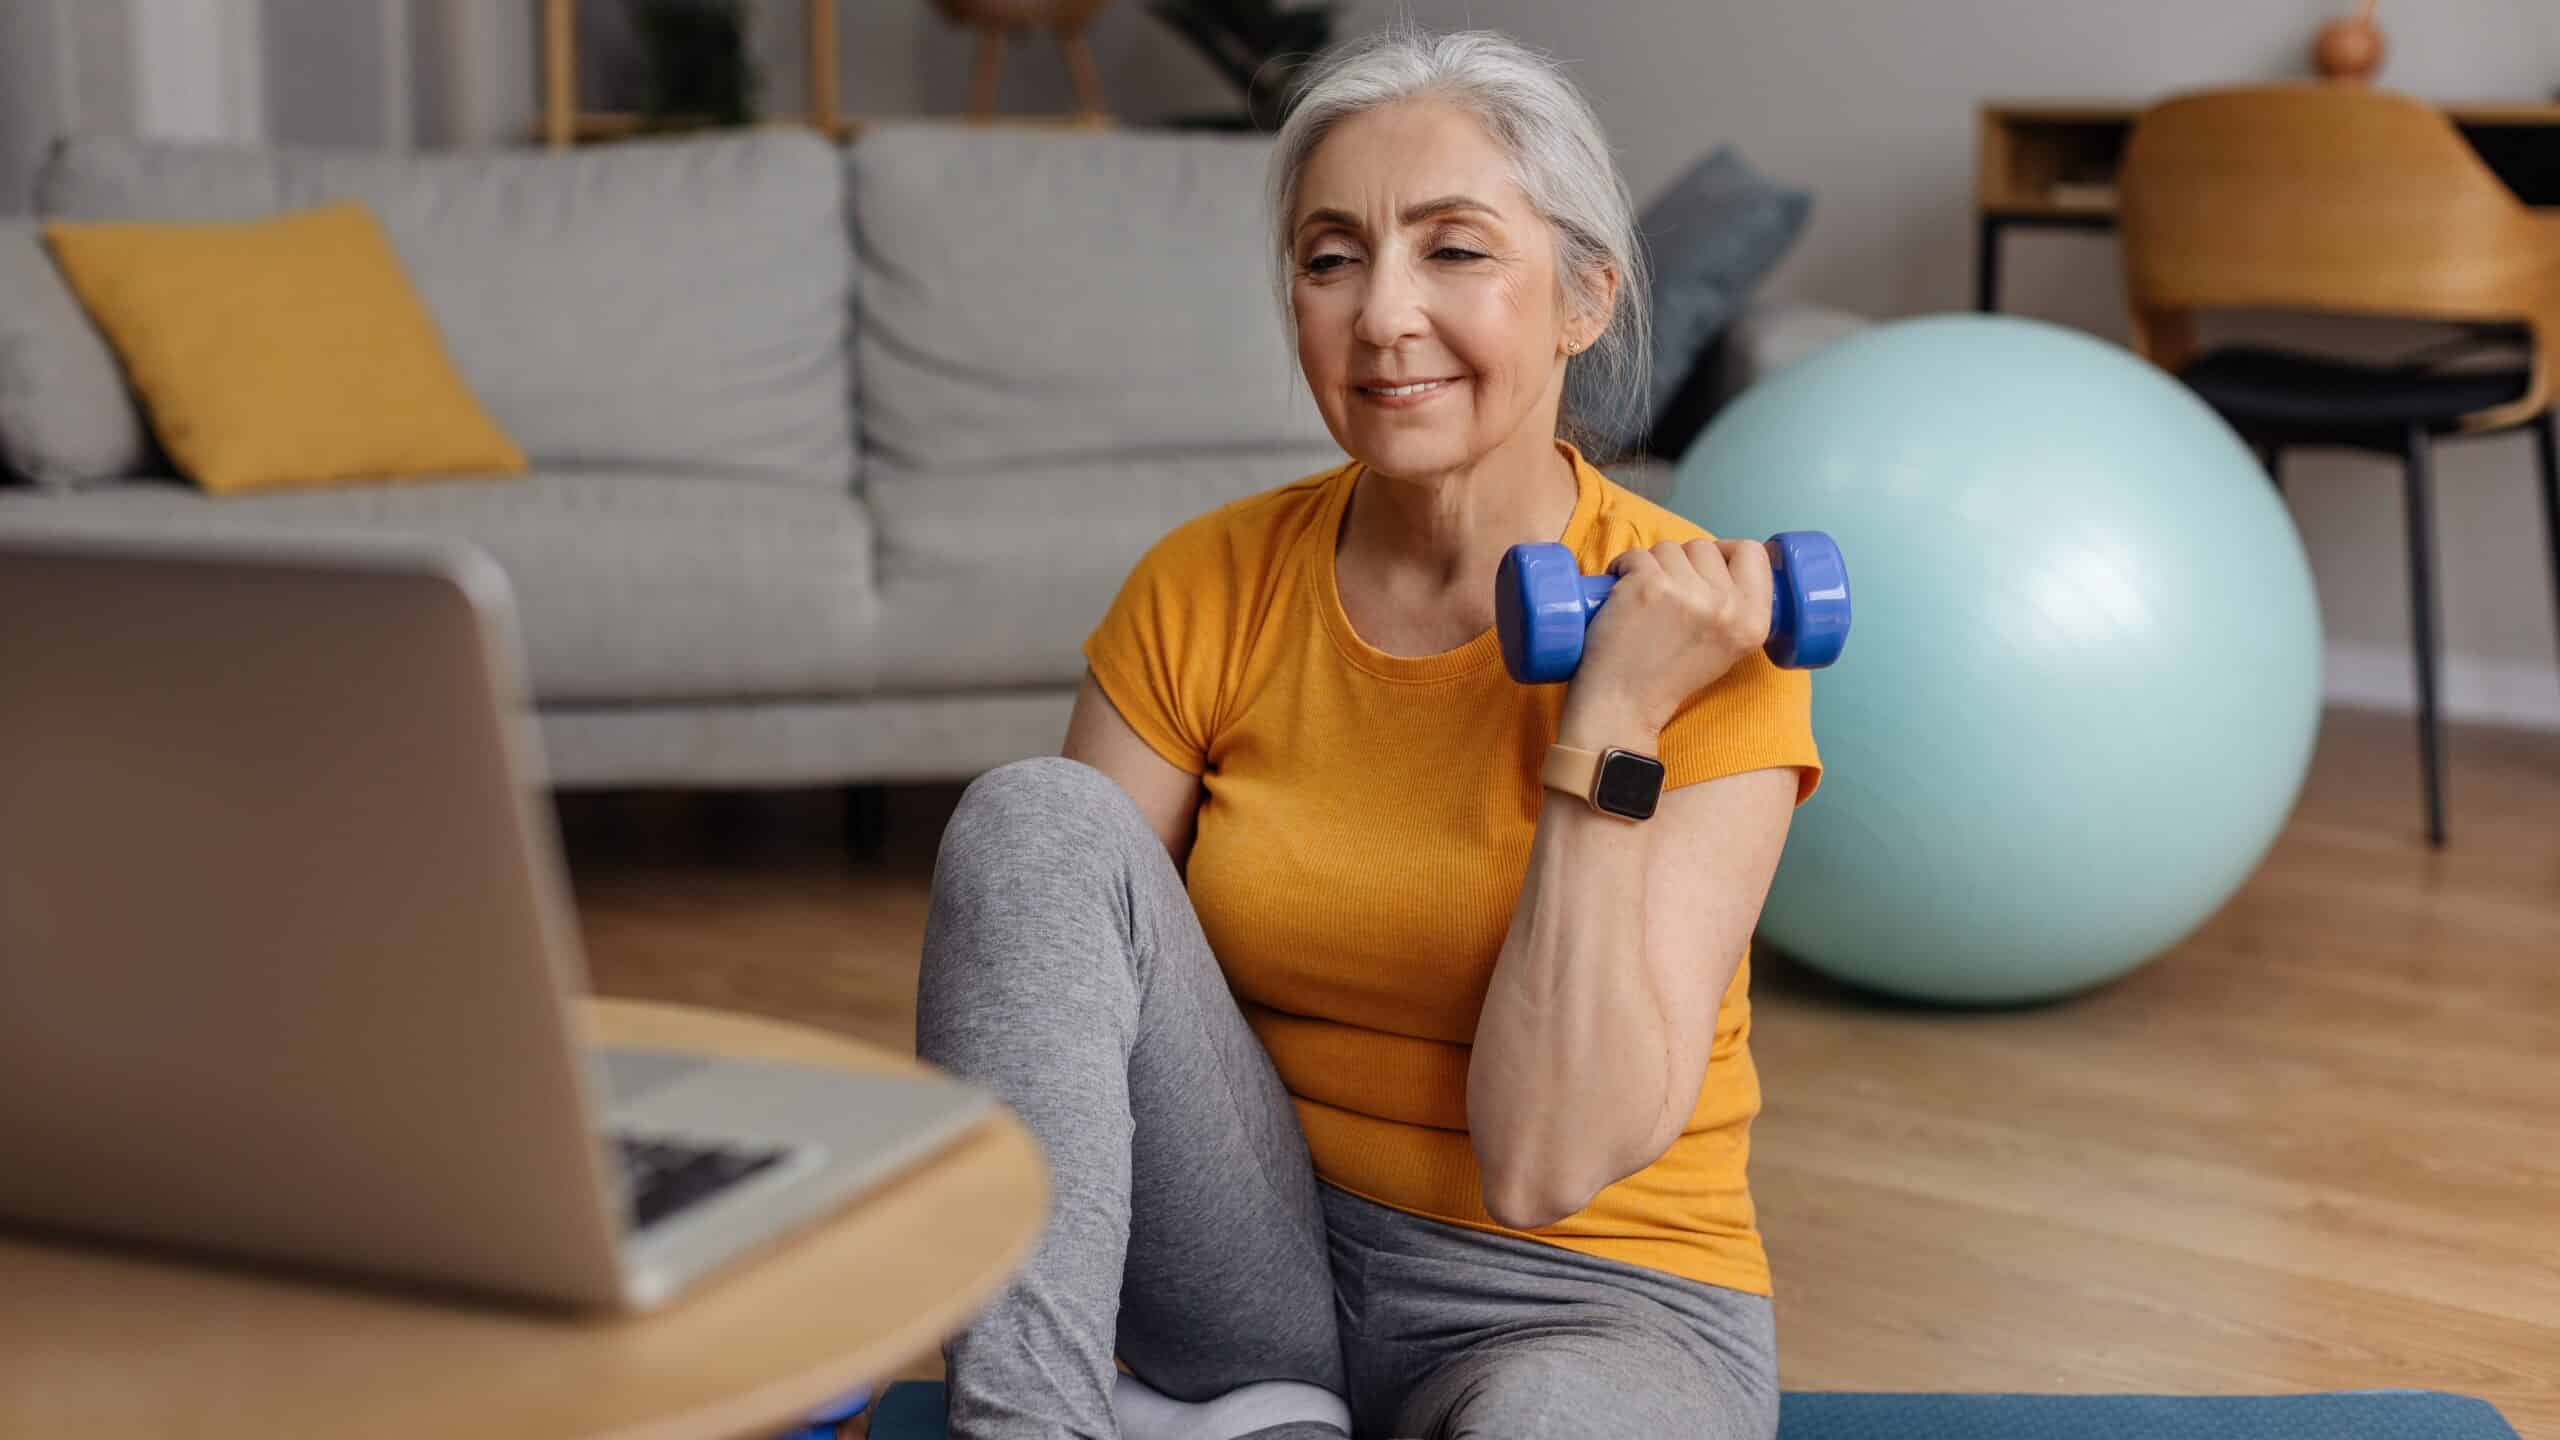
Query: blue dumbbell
xmin=1496 ymin=531 xmax=1850 ymax=684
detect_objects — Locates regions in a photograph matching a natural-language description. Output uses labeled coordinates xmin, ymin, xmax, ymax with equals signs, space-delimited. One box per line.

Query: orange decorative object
xmin=2312 ymin=0 xmax=2384 ymax=84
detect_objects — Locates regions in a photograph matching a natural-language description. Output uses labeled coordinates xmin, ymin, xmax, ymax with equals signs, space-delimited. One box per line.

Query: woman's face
xmin=1289 ymin=100 xmax=1590 ymax=483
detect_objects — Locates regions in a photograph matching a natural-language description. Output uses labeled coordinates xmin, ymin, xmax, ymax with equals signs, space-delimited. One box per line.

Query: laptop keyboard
xmin=613 ymin=1133 xmax=791 ymax=1232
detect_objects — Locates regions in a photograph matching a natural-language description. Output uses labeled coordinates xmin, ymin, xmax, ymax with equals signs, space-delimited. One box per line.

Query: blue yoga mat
xmin=866 ymin=1381 xmax=2520 ymax=1438
xmin=1771 ymin=1390 xmax=2519 ymax=1438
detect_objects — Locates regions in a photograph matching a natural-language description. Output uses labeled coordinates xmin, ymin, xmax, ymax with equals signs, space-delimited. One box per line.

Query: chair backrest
xmin=2119 ymin=84 xmax=2559 ymax=417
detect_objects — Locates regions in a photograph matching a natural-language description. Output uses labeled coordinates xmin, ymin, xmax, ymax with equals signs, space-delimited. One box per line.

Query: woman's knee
xmin=922 ymin=757 xmax=1158 ymax=991
xmin=941 ymin=756 xmax=1149 ymax=871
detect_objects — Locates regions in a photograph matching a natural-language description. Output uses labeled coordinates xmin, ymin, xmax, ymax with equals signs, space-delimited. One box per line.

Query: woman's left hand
xmin=1562 ymin=538 xmax=1773 ymax=738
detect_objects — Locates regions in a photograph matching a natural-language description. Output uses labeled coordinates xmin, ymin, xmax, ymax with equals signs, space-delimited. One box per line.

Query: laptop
xmin=0 ymin=528 xmax=994 ymax=1311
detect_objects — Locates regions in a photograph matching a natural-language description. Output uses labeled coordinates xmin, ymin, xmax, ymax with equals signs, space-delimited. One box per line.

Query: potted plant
xmin=634 ymin=0 xmax=760 ymax=128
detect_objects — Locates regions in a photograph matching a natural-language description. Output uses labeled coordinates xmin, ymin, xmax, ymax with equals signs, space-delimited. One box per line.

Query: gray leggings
xmin=916 ymin=757 xmax=1779 ymax=1440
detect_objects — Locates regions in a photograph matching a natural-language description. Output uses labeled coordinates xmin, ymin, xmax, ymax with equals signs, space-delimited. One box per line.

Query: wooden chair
xmin=2119 ymin=84 xmax=2560 ymax=847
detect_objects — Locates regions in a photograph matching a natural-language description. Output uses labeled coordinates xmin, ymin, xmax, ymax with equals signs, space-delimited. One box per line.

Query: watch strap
xmin=1540 ymin=743 xmax=1604 ymax=805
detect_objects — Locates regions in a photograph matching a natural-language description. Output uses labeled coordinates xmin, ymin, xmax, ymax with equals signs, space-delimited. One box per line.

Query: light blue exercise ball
xmin=1669 ymin=314 xmax=2322 ymax=1004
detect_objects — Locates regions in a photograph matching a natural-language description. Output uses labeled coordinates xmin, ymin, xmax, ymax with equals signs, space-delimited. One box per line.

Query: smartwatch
xmin=1540 ymin=743 xmax=1666 ymax=822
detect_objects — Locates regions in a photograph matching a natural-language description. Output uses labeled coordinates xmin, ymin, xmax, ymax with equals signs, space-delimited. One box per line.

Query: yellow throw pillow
xmin=42 ymin=201 xmax=526 ymax=496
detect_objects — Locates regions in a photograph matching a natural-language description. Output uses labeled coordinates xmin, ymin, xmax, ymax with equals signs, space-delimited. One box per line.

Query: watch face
xmin=1594 ymin=749 xmax=1666 ymax=820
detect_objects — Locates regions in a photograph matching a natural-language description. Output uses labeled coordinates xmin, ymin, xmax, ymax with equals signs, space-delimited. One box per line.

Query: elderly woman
xmin=917 ymin=24 xmax=1820 ymax=1440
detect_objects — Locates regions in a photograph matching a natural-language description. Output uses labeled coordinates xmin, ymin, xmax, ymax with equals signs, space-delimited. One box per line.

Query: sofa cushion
xmin=0 ymin=220 xmax=155 ymax=489
xmin=866 ymin=448 xmax=1343 ymax=691
xmin=41 ymin=202 xmax=529 ymax=496
xmin=37 ymin=131 xmax=855 ymax=491
xmin=848 ymin=124 xmax=1337 ymax=580
xmin=862 ymin=450 xmax=1676 ymax=693
xmin=1638 ymin=147 xmax=1812 ymax=457
xmin=849 ymin=125 xmax=1331 ymax=471
xmin=866 ymin=448 xmax=1346 ymax=569
xmin=871 ymin=560 xmax=1128 ymax=694
xmin=0 ymin=470 xmax=876 ymax=704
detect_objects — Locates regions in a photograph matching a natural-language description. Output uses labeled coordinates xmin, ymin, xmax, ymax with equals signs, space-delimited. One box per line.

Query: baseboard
xmin=2326 ymin=643 xmax=2560 ymax=730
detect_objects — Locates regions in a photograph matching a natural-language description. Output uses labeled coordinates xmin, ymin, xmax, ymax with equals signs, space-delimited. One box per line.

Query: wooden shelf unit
xmin=1976 ymin=101 xmax=2144 ymax=219
xmin=538 ymin=0 xmax=1123 ymax=147
xmin=540 ymin=0 xmax=849 ymax=147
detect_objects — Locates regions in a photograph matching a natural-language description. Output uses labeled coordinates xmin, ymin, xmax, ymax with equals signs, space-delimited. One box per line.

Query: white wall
xmin=1325 ymin=1 xmax=2548 ymax=330
xmin=0 ymin=0 xmax=69 ymax=207
xmin=2 ymin=1 xmax=2554 ymax=722
xmin=0 ymin=0 xmax=263 ymax=207
xmin=265 ymin=0 xmax=407 ymax=147
xmin=131 ymin=0 xmax=266 ymax=143
xmin=1303 ymin=1 xmax=2560 ymax=726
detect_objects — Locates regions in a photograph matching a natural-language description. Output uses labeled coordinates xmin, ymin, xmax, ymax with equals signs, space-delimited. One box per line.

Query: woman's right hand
xmin=1565 ymin=538 xmax=1772 ymax=738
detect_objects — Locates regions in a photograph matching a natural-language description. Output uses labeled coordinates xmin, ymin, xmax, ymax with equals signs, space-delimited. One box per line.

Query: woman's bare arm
xmin=1060 ymin=669 xmax=1204 ymax=869
xmin=1468 ymin=741 xmax=1797 ymax=1230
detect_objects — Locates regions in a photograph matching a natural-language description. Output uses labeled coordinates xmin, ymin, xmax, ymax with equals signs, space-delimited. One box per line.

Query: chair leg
xmin=845 ymin=784 xmax=888 ymax=863
xmin=1055 ymin=28 xmax=1107 ymax=121
xmin=2535 ymin=408 xmax=2560 ymax=684
xmin=2252 ymin=441 xmax=2284 ymax=494
xmin=2402 ymin=426 xmax=2448 ymax=848
xmin=969 ymin=24 xmax=1006 ymax=120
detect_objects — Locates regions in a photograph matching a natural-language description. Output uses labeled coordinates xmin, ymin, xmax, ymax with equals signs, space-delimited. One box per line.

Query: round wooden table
xmin=0 ymin=999 xmax=1047 ymax=1438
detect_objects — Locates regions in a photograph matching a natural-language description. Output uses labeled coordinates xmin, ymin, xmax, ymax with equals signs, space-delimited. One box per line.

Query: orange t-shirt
xmin=1081 ymin=444 xmax=1822 ymax=1295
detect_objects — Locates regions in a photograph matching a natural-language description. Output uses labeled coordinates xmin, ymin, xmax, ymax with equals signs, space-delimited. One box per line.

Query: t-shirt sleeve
xmin=1081 ymin=513 xmax=1232 ymax=777
xmin=1657 ymin=651 xmax=1824 ymax=805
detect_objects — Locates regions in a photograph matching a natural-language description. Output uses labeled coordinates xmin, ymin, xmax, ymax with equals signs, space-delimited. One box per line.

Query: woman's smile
xmin=1356 ymin=375 xmax=1466 ymax=408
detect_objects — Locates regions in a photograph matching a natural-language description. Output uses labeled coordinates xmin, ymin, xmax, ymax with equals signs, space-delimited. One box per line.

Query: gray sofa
xmin=0 ymin=126 xmax=1862 ymax=790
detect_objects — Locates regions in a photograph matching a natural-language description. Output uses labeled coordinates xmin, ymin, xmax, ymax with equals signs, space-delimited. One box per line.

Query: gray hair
xmin=1267 ymin=24 xmax=1651 ymax=459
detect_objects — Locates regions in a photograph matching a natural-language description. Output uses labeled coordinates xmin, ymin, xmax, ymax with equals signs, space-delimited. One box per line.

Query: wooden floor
xmin=566 ymin=707 xmax=2560 ymax=1436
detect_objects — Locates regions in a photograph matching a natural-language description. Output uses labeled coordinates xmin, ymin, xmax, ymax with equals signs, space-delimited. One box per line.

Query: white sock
xmin=1111 ymin=1370 xmax=1352 ymax=1440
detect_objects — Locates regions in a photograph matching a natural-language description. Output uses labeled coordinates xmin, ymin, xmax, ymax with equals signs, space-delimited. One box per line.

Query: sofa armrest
xmin=1705 ymin=299 xmax=1871 ymax=414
